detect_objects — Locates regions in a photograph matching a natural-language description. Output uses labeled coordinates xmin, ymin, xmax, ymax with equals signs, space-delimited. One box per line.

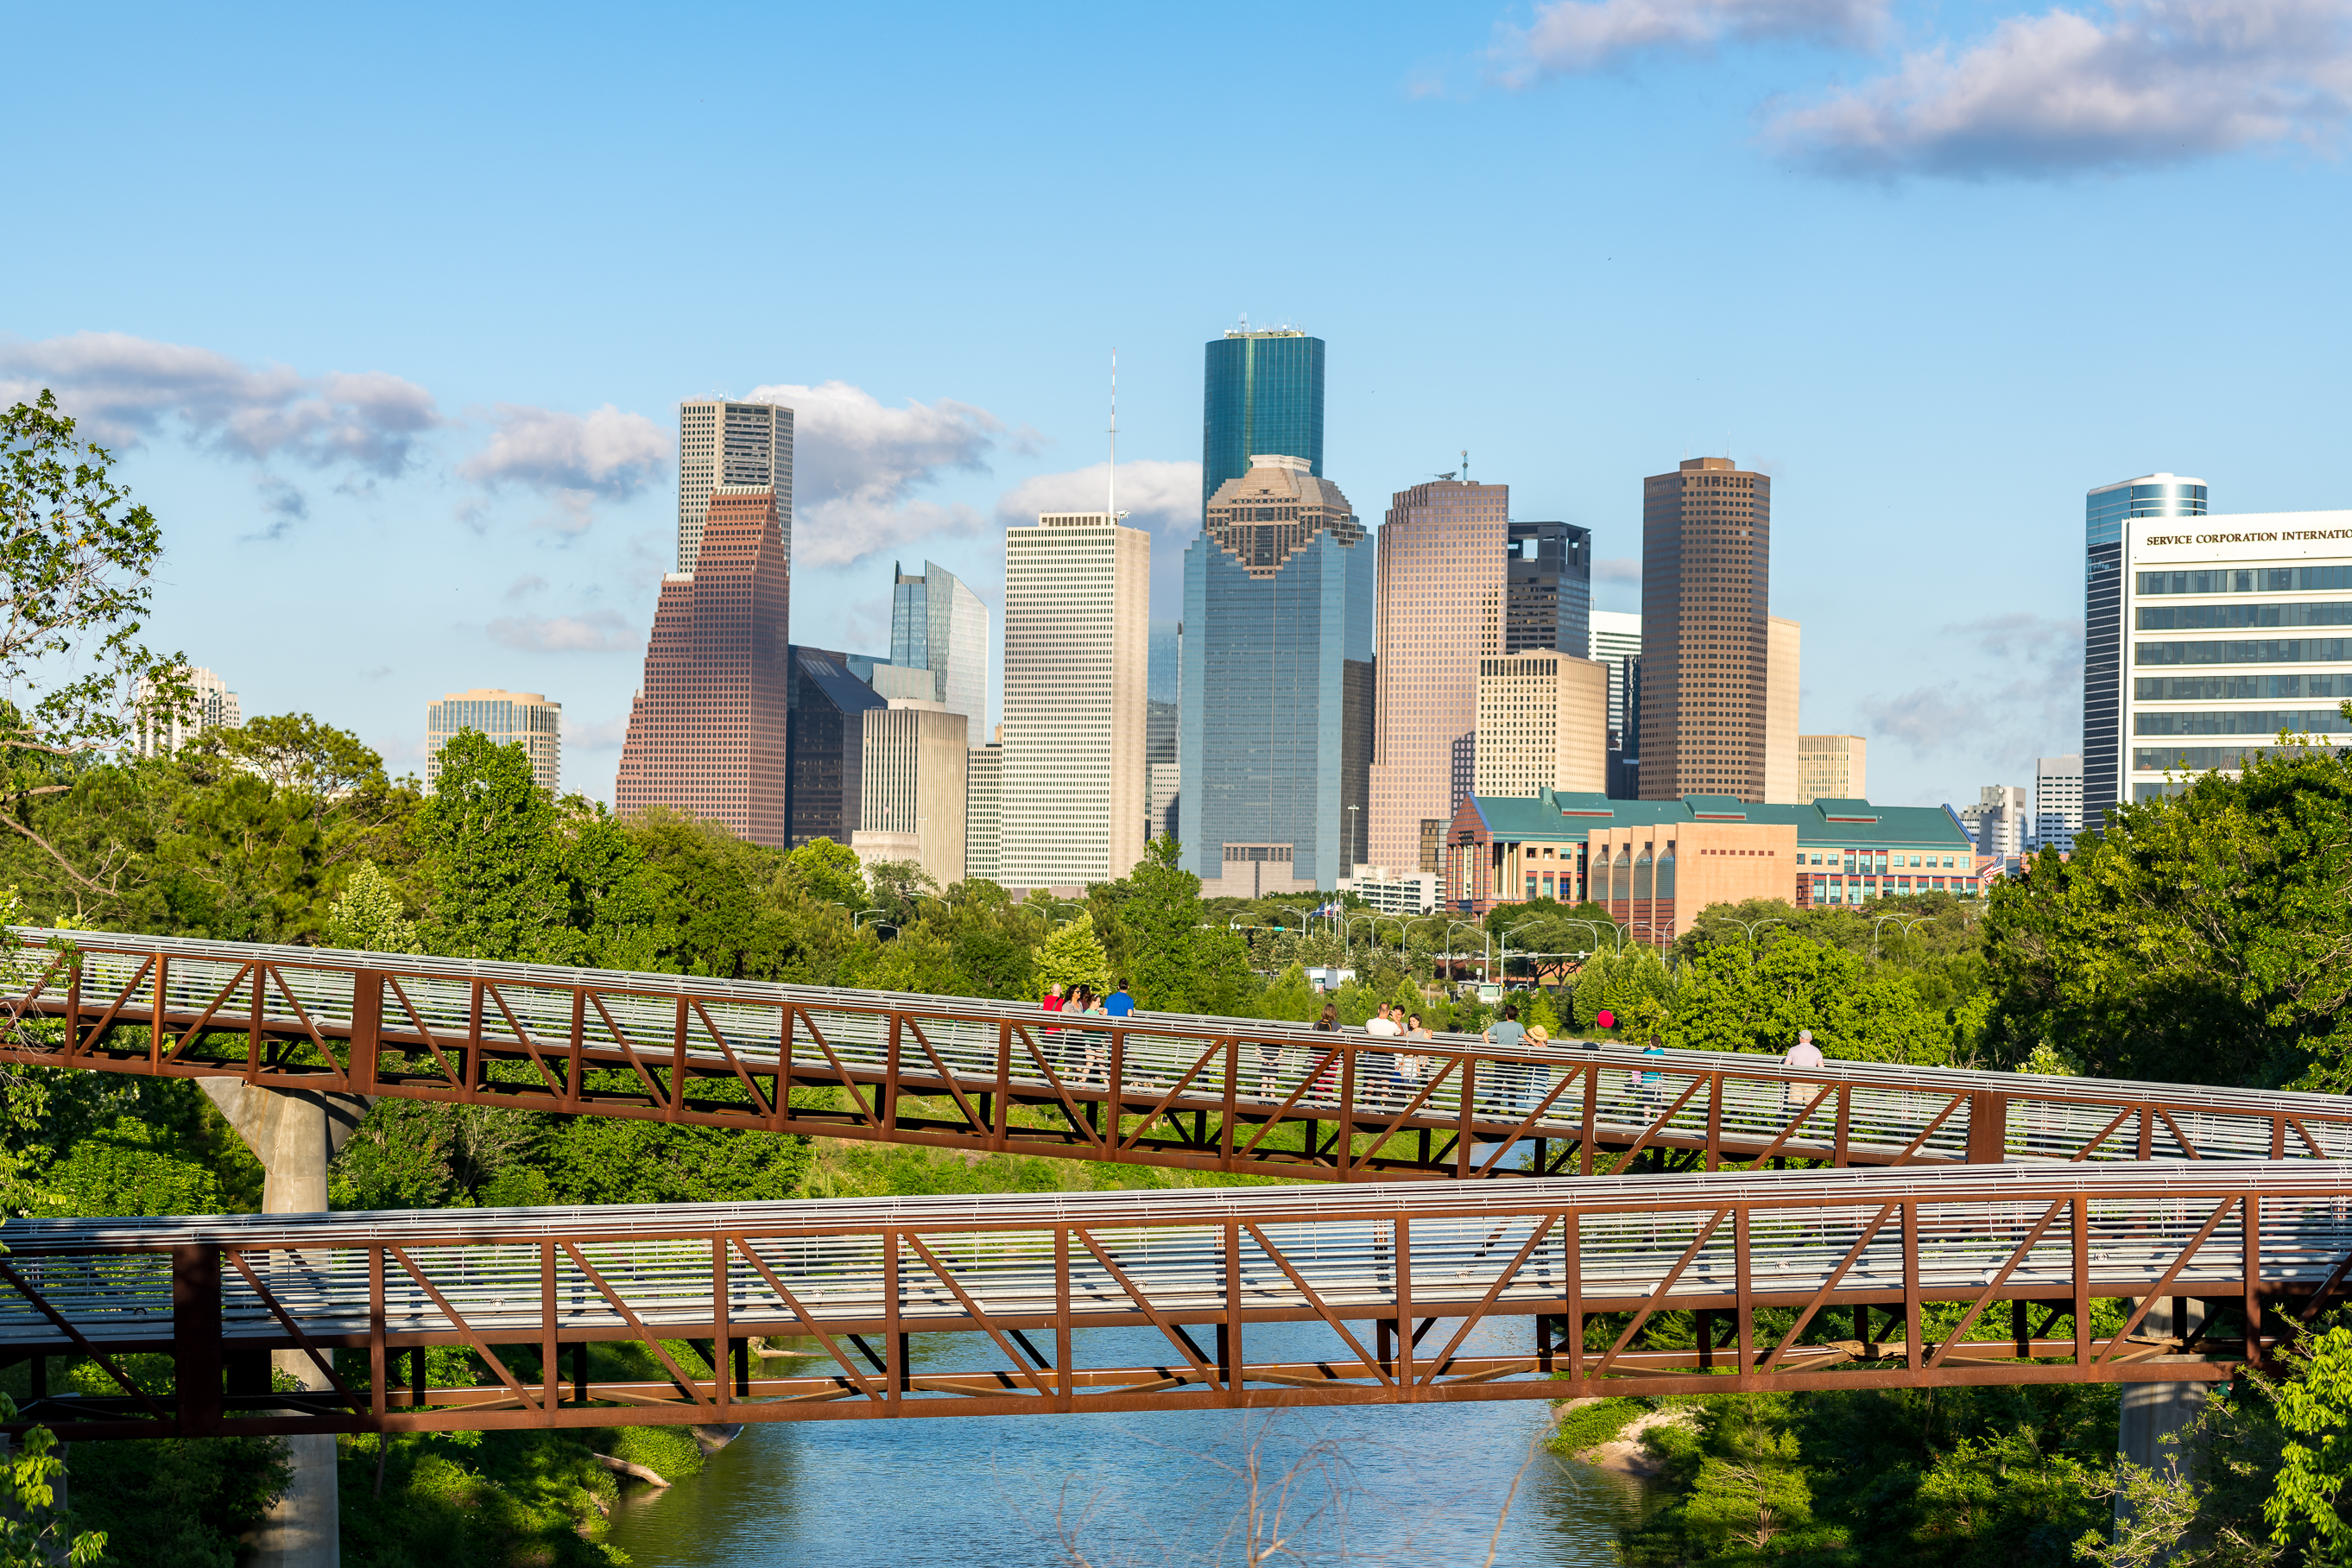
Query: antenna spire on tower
xmin=1108 ymin=348 xmax=1120 ymax=522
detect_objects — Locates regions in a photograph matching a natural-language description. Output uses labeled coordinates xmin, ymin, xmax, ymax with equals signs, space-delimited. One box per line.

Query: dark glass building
xmin=2083 ymin=473 xmax=2207 ymax=817
xmin=1505 ymin=521 xmax=1592 ymax=656
xmin=1201 ymin=329 xmax=1325 ymax=513
xmin=784 ymin=646 xmax=885 ymax=847
xmin=1180 ymin=455 xmax=1373 ymax=892
xmin=1638 ymin=458 xmax=1771 ymax=802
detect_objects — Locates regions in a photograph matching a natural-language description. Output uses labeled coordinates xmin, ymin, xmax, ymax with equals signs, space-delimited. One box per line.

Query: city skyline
xmin=7 ymin=4 xmax=2348 ymax=818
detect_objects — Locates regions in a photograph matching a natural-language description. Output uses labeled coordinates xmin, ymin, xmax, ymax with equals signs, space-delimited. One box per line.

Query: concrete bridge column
xmin=199 ymin=1084 xmax=373 ymax=1568
xmin=2118 ymin=1296 xmax=2205 ymax=1521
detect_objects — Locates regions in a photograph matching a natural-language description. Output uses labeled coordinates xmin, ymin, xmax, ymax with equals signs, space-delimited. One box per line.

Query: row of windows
xmin=2135 ymin=673 xmax=2344 ymax=700
xmin=2135 ymin=638 xmax=2350 ymax=666
xmin=2134 ymin=709 xmax=2346 ymax=736
xmin=2138 ymin=565 xmax=2352 ymax=596
xmin=2133 ymin=744 xmax=2312 ymax=771
xmin=2136 ymin=601 xmax=2352 ymax=629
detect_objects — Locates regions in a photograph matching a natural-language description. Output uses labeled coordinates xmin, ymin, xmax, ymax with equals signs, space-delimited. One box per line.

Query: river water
xmin=606 ymin=1315 xmax=1649 ymax=1567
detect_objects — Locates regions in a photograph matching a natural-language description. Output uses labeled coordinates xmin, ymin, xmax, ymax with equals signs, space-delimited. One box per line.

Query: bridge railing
xmin=3 ymin=928 xmax=2348 ymax=1180
xmin=3 ymin=1160 xmax=2347 ymax=1438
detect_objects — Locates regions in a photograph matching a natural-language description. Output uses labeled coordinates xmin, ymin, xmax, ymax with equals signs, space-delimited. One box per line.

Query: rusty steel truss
xmin=3 ymin=1160 xmax=2345 ymax=1440
xmin=2 ymin=929 xmax=2347 ymax=1184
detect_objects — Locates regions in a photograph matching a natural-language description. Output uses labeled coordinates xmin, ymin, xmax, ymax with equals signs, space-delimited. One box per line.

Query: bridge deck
xmin=2 ymin=929 xmax=2347 ymax=1180
xmin=4 ymin=1160 xmax=2341 ymax=1438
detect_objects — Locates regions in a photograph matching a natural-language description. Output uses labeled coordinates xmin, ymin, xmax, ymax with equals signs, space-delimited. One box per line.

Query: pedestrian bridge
xmin=1 ymin=1160 xmax=2336 ymax=1440
xmin=1 ymin=928 xmax=2344 ymax=1181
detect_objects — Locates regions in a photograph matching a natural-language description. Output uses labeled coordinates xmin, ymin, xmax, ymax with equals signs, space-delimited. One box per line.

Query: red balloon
xmin=1596 ymin=1009 xmax=1615 ymax=1028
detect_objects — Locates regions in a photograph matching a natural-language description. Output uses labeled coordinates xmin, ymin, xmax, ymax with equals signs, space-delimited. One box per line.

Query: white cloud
xmin=1596 ymin=554 xmax=1641 ymax=585
xmin=1768 ymin=0 xmax=2352 ymax=177
xmin=1861 ymin=612 xmax=2083 ymax=783
xmin=743 ymin=380 xmax=1004 ymax=569
xmin=458 ymin=402 xmax=667 ymax=529
xmin=994 ymin=458 xmax=1203 ymax=539
xmin=0 ymin=332 xmax=439 ymax=475
xmin=562 ymin=713 xmax=630 ymax=749
xmin=485 ymin=610 xmax=640 ymax=653
xmin=1499 ymin=0 xmax=1887 ymax=78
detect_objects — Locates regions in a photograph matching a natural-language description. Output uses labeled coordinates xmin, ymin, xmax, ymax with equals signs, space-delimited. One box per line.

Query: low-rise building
xmin=1337 ymin=864 xmax=1438 ymax=915
xmin=1442 ymin=789 xmax=1976 ymax=939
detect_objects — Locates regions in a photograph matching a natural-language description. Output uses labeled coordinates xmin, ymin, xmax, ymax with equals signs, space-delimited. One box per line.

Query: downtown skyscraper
xmin=678 ymin=401 xmax=793 ymax=572
xmin=1638 ymin=458 xmax=1772 ymax=802
xmin=890 ymin=559 xmax=989 ymax=729
xmin=999 ymin=509 xmax=1149 ymax=892
xmin=2083 ymin=472 xmax=2208 ymax=816
xmin=1181 ymin=454 xmax=1374 ymax=897
xmin=1368 ymin=478 xmax=1508 ymax=875
xmin=1201 ymin=327 xmax=1325 ymax=510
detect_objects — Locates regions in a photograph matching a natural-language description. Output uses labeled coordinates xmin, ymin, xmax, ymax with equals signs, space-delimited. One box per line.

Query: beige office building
xmin=1000 ymin=511 xmax=1149 ymax=893
xmin=138 ymin=665 xmax=242 ymax=756
xmin=1765 ymin=615 xmax=1801 ymax=803
xmin=1799 ymin=735 xmax=1868 ymax=801
xmin=677 ymin=400 xmax=793 ymax=572
xmin=850 ymin=699 xmax=968 ymax=891
xmin=1639 ymin=457 xmax=1773 ymax=802
xmin=1473 ymin=652 xmax=1609 ymax=798
xmin=964 ymin=740 xmax=1002 ymax=882
xmin=1369 ymin=479 xmax=1508 ymax=872
xmin=427 ymin=688 xmax=562 ymax=793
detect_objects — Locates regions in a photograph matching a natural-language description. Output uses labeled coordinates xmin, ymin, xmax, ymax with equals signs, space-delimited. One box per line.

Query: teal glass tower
xmin=1201 ymin=328 xmax=1325 ymax=512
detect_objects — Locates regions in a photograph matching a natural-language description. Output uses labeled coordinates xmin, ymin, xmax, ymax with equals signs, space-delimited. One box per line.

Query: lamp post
xmin=1722 ymin=915 xmax=1786 ymax=946
xmin=1872 ymin=914 xmax=1928 ymax=957
xmin=853 ymin=908 xmax=897 ymax=935
xmin=1447 ymin=920 xmax=1489 ymax=987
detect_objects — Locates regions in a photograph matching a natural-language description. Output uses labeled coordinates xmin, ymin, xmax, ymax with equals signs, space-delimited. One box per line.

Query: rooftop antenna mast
xmin=1462 ymin=448 xmax=1470 ymax=481
xmin=1108 ymin=348 xmax=1122 ymax=521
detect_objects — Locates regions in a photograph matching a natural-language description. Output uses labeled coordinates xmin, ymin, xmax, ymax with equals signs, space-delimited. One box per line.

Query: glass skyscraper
xmin=1505 ymin=521 xmax=1592 ymax=656
xmin=1182 ymin=455 xmax=1374 ymax=894
xmin=2083 ymin=473 xmax=2207 ymax=816
xmin=889 ymin=559 xmax=989 ymax=730
xmin=1201 ymin=329 xmax=1325 ymax=513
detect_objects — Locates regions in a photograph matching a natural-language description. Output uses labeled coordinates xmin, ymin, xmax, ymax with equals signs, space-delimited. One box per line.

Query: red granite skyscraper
xmin=616 ymin=484 xmax=790 ymax=844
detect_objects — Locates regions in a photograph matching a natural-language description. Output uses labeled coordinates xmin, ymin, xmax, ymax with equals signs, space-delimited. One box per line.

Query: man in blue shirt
xmin=1104 ymin=983 xmax=1135 ymax=1018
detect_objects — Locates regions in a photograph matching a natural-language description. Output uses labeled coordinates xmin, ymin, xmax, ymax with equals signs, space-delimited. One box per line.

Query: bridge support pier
xmin=2118 ymin=1297 xmax=2204 ymax=1520
xmin=200 ymin=1083 xmax=374 ymax=1568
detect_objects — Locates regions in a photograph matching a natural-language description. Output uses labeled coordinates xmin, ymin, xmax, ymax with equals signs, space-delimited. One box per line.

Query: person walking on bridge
xmin=1782 ymin=1027 xmax=1826 ymax=1123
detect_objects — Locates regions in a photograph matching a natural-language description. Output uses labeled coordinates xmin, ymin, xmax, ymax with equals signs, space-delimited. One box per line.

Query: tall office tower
xmin=677 ymin=401 xmax=793 ymax=573
xmin=964 ymin=739 xmax=1002 ymax=882
xmin=785 ymin=648 xmax=887 ymax=846
xmin=1590 ymin=610 xmax=1643 ymax=751
xmin=616 ymin=486 xmax=790 ymax=844
xmin=850 ymin=699 xmax=969 ymax=891
xmin=2033 ymin=754 xmax=2084 ymax=851
xmin=1001 ymin=510 xmax=1149 ymax=892
xmin=890 ymin=560 xmax=989 ymax=729
xmin=137 ymin=666 xmax=242 ymax=756
xmin=1505 ymin=522 xmax=1593 ymax=656
xmin=427 ymin=689 xmax=562 ymax=793
xmin=1473 ymin=652 xmax=1609 ymax=798
xmin=1369 ymin=479 xmax=1509 ymax=872
xmin=1798 ymin=735 xmax=1868 ymax=802
xmin=1765 ymin=616 xmax=1801 ymax=803
xmin=1180 ymin=456 xmax=1374 ymax=896
xmin=1638 ymin=458 xmax=1772 ymax=801
xmin=1146 ymin=620 xmax=1182 ymax=845
xmin=2120 ymin=504 xmax=2349 ymax=802
xmin=2083 ymin=473 xmax=2206 ymax=815
xmin=1961 ymin=784 xmax=2029 ymax=857
xmin=1201 ymin=327 xmax=1324 ymax=511
xmin=1609 ymin=656 xmax=1643 ymax=799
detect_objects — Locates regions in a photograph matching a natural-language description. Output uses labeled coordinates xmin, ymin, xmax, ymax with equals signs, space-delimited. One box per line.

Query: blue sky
xmin=3 ymin=0 xmax=2346 ymax=807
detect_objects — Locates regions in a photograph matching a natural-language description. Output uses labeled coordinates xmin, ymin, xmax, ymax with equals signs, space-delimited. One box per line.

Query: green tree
xmin=29 ymin=1114 xmax=227 ymax=1217
xmin=0 ymin=390 xmax=188 ymax=900
xmin=0 ymin=1393 xmax=105 ymax=1567
xmin=1260 ymin=961 xmax=1315 ymax=1023
xmin=785 ymin=837 xmax=866 ymax=911
xmin=324 ymin=860 xmax=420 ymax=953
xmin=1034 ymin=912 xmax=1114 ymax=1000
xmin=1122 ymin=836 xmax=1206 ymax=1011
xmin=1983 ymin=728 xmax=2352 ymax=1088
xmin=2268 ymin=1325 xmax=2352 ymax=1558
xmin=413 ymin=730 xmax=572 ymax=962
xmin=1679 ymin=1395 xmax=1819 ymax=1556
xmin=1669 ymin=934 xmax=1947 ymax=1064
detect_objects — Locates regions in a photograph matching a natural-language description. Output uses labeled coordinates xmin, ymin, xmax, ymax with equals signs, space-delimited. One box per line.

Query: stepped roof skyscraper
xmin=1181 ymin=455 xmax=1374 ymax=896
xmin=677 ymin=400 xmax=792 ymax=573
xmin=1202 ymin=327 xmax=1324 ymax=512
xmin=616 ymin=485 xmax=791 ymax=844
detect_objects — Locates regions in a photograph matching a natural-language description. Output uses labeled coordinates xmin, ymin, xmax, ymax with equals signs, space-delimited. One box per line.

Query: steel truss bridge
xmin=0 ymin=930 xmax=2346 ymax=1441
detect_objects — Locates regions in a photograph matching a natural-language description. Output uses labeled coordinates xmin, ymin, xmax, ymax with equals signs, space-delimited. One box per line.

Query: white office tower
xmin=2113 ymin=506 xmax=2352 ymax=803
xmin=1000 ymin=511 xmax=1149 ymax=892
xmin=137 ymin=666 xmax=242 ymax=756
xmin=1589 ymin=611 xmax=1642 ymax=752
xmin=1765 ymin=616 xmax=1800 ymax=803
xmin=1961 ymin=785 xmax=2029 ymax=857
xmin=678 ymin=400 xmax=793 ymax=572
xmin=1472 ymin=652 xmax=1608 ymax=797
xmin=851 ymin=699 xmax=969 ymax=893
xmin=965 ymin=740 xmax=1002 ymax=882
xmin=2033 ymin=755 xmax=2084 ymax=851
